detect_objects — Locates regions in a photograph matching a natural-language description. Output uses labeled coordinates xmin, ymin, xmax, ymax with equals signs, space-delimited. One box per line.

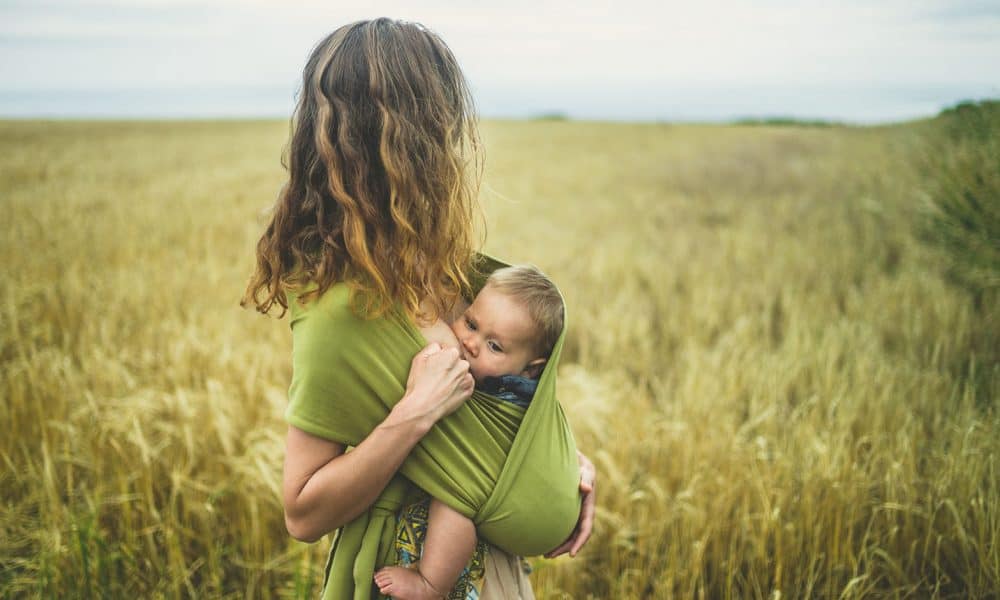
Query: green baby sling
xmin=284 ymin=254 xmax=581 ymax=599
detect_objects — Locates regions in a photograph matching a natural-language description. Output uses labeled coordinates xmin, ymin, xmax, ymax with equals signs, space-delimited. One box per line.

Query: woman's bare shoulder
xmin=417 ymin=318 xmax=461 ymax=351
xmin=412 ymin=297 xmax=467 ymax=351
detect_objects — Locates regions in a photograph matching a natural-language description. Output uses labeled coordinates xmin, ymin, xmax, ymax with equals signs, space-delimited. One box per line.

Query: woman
xmin=244 ymin=18 xmax=596 ymax=599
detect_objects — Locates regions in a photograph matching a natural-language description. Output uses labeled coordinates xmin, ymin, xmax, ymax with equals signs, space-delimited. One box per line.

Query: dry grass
xmin=1 ymin=118 xmax=997 ymax=598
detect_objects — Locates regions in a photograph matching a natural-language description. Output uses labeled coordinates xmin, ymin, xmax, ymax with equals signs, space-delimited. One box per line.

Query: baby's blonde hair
xmin=485 ymin=265 xmax=564 ymax=358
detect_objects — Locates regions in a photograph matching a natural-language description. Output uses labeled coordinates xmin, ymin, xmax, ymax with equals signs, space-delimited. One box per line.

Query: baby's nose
xmin=462 ymin=336 xmax=477 ymax=357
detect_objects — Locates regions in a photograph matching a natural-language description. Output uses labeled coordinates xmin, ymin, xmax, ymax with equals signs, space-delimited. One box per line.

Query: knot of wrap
xmin=323 ymin=479 xmax=411 ymax=600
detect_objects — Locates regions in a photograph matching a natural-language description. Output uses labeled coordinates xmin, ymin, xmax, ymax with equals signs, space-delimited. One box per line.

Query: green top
xmin=285 ymin=255 xmax=581 ymax=600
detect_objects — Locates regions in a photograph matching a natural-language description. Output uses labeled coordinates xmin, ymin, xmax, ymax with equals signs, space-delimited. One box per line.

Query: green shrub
xmin=918 ymin=100 xmax=1000 ymax=303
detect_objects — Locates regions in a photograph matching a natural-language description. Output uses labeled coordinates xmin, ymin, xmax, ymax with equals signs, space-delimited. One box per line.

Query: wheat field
xmin=1 ymin=118 xmax=997 ymax=598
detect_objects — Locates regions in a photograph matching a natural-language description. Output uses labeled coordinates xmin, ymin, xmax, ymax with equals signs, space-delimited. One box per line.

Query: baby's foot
xmin=374 ymin=566 xmax=444 ymax=600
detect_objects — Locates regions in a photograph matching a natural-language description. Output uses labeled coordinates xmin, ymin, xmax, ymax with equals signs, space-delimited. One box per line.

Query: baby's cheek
xmin=466 ymin=359 xmax=480 ymax=379
xmin=465 ymin=362 xmax=482 ymax=381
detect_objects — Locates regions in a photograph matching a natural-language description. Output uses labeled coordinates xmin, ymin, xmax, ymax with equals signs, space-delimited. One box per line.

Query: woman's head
xmin=244 ymin=18 xmax=482 ymax=319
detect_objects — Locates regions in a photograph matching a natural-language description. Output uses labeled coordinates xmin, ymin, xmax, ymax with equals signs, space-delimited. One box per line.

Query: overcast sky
xmin=1 ymin=0 xmax=997 ymax=121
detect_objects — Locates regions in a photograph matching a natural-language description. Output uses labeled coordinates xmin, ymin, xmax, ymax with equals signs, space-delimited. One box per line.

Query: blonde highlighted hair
xmin=243 ymin=18 xmax=482 ymax=320
xmin=485 ymin=265 xmax=564 ymax=357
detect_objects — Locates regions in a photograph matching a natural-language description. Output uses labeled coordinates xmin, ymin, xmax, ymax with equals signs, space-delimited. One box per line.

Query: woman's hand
xmin=545 ymin=450 xmax=597 ymax=558
xmin=284 ymin=343 xmax=473 ymax=542
xmin=387 ymin=343 xmax=474 ymax=430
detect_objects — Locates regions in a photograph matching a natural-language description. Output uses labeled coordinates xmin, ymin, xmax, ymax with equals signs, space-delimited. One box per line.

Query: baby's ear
xmin=522 ymin=358 xmax=547 ymax=379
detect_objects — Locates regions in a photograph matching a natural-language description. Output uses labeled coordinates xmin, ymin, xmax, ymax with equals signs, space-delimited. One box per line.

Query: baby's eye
xmin=487 ymin=341 xmax=503 ymax=353
xmin=465 ymin=317 xmax=477 ymax=331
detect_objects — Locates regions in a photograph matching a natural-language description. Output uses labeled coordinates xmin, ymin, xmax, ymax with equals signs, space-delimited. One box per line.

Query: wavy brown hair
xmin=243 ymin=18 xmax=482 ymax=320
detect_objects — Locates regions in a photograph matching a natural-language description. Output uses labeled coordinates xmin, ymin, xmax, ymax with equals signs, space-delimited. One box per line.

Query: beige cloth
xmin=480 ymin=546 xmax=535 ymax=600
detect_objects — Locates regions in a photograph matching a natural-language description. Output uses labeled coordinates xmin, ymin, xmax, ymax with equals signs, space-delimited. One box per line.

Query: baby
xmin=374 ymin=264 xmax=564 ymax=600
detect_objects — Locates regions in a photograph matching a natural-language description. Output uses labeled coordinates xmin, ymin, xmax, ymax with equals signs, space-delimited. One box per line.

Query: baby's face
xmin=450 ymin=285 xmax=542 ymax=382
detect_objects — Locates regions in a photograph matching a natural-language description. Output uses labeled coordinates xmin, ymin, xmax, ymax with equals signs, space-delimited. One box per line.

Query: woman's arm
xmin=283 ymin=343 xmax=474 ymax=542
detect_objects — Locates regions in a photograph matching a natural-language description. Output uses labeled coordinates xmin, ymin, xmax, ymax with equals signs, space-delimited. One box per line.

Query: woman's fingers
xmin=417 ymin=342 xmax=443 ymax=358
xmin=577 ymin=450 xmax=596 ymax=494
xmin=568 ymin=483 xmax=595 ymax=556
xmin=404 ymin=345 xmax=473 ymax=421
xmin=544 ymin=451 xmax=597 ymax=558
xmin=543 ymin=488 xmax=595 ymax=558
xmin=429 ymin=347 xmax=469 ymax=384
xmin=406 ymin=343 xmax=443 ymax=390
xmin=544 ymin=537 xmax=573 ymax=558
xmin=571 ymin=451 xmax=596 ymax=555
xmin=446 ymin=357 xmax=474 ymax=406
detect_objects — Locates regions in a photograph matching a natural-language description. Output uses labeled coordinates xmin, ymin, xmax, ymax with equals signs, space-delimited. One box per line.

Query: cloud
xmin=919 ymin=0 xmax=1000 ymax=22
xmin=0 ymin=0 xmax=996 ymax=119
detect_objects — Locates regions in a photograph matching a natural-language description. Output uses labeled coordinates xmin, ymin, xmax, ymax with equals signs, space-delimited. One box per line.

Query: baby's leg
xmin=374 ymin=499 xmax=477 ymax=600
xmin=419 ymin=499 xmax=478 ymax=591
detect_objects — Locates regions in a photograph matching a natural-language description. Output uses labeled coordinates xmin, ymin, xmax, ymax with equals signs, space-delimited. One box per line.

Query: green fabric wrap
xmin=284 ymin=255 xmax=581 ymax=600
